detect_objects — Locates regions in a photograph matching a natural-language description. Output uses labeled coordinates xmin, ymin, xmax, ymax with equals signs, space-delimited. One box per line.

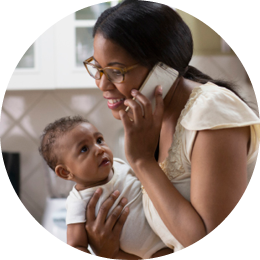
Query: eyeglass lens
xmin=86 ymin=64 xmax=124 ymax=83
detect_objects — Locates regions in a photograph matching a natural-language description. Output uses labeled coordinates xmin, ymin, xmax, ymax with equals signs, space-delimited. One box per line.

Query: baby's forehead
xmin=60 ymin=122 xmax=100 ymax=143
xmin=72 ymin=122 xmax=99 ymax=134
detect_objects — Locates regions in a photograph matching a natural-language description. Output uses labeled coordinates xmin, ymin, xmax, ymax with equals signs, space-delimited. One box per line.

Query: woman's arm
xmin=120 ymin=87 xmax=250 ymax=247
xmin=132 ymin=127 xmax=249 ymax=247
xmin=190 ymin=127 xmax=249 ymax=233
xmin=132 ymin=157 xmax=207 ymax=246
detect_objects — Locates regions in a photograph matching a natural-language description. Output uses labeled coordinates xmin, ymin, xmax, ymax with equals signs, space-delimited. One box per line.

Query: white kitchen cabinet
xmin=7 ymin=1 xmax=119 ymax=90
xmin=8 ymin=26 xmax=56 ymax=90
xmin=54 ymin=13 xmax=96 ymax=89
xmin=7 ymin=2 xmax=240 ymax=91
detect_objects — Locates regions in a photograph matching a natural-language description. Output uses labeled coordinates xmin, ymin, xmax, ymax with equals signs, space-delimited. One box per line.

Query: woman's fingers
xmin=124 ymin=98 xmax=143 ymax=124
xmin=153 ymin=85 xmax=164 ymax=127
xmin=113 ymin=206 xmax=129 ymax=237
xmin=119 ymin=109 xmax=133 ymax=129
xmin=105 ymin=197 xmax=128 ymax=228
xmin=95 ymin=190 xmax=120 ymax=224
xmin=86 ymin=187 xmax=103 ymax=221
xmin=131 ymin=89 xmax=153 ymax=121
xmin=125 ymin=87 xmax=161 ymax=121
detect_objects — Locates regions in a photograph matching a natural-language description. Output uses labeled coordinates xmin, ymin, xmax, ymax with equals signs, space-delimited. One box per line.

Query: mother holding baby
xmin=70 ymin=0 xmax=260 ymax=258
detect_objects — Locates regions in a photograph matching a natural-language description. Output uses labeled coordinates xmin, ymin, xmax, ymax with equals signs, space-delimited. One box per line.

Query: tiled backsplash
xmin=1 ymin=88 xmax=124 ymax=223
xmin=1 ymin=55 xmax=258 ymax=224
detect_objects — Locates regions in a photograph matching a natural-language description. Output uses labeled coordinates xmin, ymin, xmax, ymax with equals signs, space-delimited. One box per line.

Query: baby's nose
xmin=95 ymin=144 xmax=104 ymax=155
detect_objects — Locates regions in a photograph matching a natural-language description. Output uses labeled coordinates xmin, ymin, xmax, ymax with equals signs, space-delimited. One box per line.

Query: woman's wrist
xmin=130 ymin=157 xmax=158 ymax=177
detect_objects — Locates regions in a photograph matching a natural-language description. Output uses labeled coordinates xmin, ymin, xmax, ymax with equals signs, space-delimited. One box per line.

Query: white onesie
xmin=66 ymin=158 xmax=166 ymax=259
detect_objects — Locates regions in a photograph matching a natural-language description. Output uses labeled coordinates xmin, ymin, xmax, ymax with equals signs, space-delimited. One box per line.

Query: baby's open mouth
xmin=99 ymin=158 xmax=110 ymax=167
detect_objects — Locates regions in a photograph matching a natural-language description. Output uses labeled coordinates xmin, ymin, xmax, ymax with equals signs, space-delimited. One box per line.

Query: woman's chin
xmin=111 ymin=110 xmax=122 ymax=120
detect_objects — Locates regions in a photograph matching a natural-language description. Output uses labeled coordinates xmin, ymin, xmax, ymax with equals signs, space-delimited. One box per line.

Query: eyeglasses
xmin=83 ymin=56 xmax=139 ymax=84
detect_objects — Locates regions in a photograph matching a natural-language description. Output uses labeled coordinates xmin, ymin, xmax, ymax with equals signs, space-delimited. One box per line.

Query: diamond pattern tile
xmin=19 ymin=93 xmax=72 ymax=141
xmin=2 ymin=90 xmax=44 ymax=120
xmin=53 ymin=88 xmax=104 ymax=116
xmin=0 ymin=109 xmax=14 ymax=137
xmin=21 ymin=161 xmax=48 ymax=215
xmin=1 ymin=125 xmax=40 ymax=182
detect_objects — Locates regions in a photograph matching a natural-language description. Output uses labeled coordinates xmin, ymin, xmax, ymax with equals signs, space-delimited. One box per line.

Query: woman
xmin=76 ymin=0 xmax=260 ymax=258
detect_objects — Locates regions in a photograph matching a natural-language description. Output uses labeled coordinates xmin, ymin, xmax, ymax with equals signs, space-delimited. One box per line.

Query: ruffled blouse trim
xmin=181 ymin=83 xmax=260 ymax=131
xmin=159 ymin=82 xmax=260 ymax=181
xmin=159 ymin=85 xmax=203 ymax=181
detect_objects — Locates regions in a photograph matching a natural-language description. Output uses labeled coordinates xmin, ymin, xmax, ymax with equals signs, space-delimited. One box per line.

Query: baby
xmin=39 ymin=116 xmax=172 ymax=258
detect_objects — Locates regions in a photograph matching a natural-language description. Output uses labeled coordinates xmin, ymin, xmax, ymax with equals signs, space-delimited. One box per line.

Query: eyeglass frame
xmin=83 ymin=56 xmax=139 ymax=83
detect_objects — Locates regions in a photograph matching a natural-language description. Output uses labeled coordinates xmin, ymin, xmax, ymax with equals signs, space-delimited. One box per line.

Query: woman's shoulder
xmin=180 ymin=82 xmax=260 ymax=131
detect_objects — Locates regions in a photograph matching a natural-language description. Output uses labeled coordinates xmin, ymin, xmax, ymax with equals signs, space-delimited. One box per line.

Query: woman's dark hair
xmin=93 ymin=0 xmax=245 ymax=102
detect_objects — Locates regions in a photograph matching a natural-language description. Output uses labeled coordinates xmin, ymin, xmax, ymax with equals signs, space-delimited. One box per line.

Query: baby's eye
xmin=81 ymin=145 xmax=88 ymax=153
xmin=97 ymin=137 xmax=104 ymax=144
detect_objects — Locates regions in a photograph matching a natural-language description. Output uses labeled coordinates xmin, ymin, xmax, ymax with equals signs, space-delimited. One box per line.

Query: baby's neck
xmin=75 ymin=169 xmax=114 ymax=191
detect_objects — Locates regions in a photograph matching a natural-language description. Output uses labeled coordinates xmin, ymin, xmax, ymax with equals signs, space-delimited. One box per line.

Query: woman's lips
xmin=107 ymin=98 xmax=125 ymax=109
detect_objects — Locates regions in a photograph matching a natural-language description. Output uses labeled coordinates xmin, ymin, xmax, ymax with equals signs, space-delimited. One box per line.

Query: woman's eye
xmin=81 ymin=146 xmax=88 ymax=153
xmin=111 ymin=69 xmax=122 ymax=76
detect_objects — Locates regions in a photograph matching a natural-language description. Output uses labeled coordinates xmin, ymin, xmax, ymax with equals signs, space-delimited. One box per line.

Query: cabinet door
xmin=55 ymin=2 xmax=117 ymax=89
xmin=7 ymin=26 xmax=56 ymax=90
xmin=7 ymin=2 xmax=119 ymax=90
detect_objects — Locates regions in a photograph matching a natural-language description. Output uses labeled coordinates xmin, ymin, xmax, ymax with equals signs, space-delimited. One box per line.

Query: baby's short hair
xmin=39 ymin=115 xmax=89 ymax=171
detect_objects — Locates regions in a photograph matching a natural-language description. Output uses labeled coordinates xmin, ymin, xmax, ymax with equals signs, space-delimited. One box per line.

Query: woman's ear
xmin=55 ymin=165 xmax=74 ymax=180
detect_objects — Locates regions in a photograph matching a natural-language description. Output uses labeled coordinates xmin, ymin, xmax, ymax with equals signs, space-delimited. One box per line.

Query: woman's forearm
xmin=133 ymin=159 xmax=207 ymax=247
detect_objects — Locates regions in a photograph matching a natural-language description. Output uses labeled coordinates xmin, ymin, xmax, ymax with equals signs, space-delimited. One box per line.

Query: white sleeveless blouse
xmin=142 ymin=82 xmax=260 ymax=251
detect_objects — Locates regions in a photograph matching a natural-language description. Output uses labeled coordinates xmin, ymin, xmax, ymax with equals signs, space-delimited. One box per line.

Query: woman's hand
xmin=85 ymin=188 xmax=129 ymax=258
xmin=119 ymin=86 xmax=164 ymax=166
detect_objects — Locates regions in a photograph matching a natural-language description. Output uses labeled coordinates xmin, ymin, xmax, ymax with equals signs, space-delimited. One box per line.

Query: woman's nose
xmin=96 ymin=74 xmax=115 ymax=92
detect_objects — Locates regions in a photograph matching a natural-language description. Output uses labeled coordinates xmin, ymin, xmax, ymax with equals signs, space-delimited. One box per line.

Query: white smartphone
xmin=125 ymin=62 xmax=179 ymax=114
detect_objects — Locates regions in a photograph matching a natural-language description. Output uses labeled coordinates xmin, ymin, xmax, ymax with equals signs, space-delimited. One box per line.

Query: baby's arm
xmin=114 ymin=249 xmax=140 ymax=259
xmin=67 ymin=224 xmax=140 ymax=258
xmin=67 ymin=223 xmax=90 ymax=253
xmin=115 ymin=248 xmax=173 ymax=259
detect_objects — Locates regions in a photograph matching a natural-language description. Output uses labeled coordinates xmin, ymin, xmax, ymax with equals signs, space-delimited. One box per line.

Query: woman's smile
xmin=106 ymin=98 xmax=125 ymax=109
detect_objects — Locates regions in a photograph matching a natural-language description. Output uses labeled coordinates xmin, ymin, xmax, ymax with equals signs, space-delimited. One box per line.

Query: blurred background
xmin=0 ymin=1 xmax=258 ymax=244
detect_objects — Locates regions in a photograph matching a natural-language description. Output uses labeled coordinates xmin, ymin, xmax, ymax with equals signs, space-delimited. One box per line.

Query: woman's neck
xmin=158 ymin=78 xmax=202 ymax=164
xmin=163 ymin=77 xmax=200 ymax=122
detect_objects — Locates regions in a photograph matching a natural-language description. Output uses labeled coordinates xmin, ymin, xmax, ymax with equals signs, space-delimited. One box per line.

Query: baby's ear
xmin=55 ymin=165 xmax=74 ymax=180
